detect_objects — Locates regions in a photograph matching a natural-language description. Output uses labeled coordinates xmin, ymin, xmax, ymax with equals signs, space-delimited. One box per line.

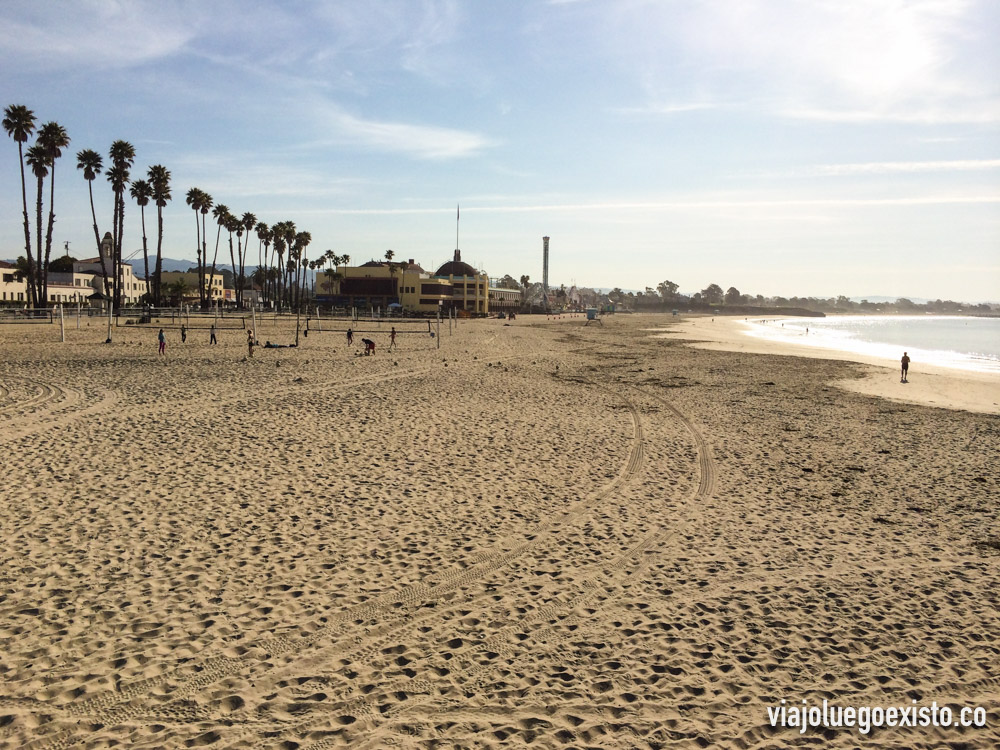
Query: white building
xmin=0 ymin=257 xmax=148 ymax=307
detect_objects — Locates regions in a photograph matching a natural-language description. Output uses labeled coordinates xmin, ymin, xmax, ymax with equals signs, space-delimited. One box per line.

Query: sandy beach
xmin=657 ymin=315 xmax=1000 ymax=416
xmin=1 ymin=312 xmax=998 ymax=748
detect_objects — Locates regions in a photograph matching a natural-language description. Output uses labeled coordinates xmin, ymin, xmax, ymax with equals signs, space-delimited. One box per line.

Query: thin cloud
xmin=0 ymin=1 xmax=192 ymax=69
xmin=301 ymin=194 xmax=1000 ymax=216
xmin=781 ymin=106 xmax=1000 ymax=125
xmin=613 ymin=101 xmax=721 ymax=116
xmin=318 ymin=108 xmax=496 ymax=160
xmin=814 ymin=159 xmax=1000 ymax=176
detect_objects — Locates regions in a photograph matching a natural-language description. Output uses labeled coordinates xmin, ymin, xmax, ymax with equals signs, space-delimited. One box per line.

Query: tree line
xmin=4 ymin=103 xmax=314 ymax=311
xmin=613 ymin=281 xmax=995 ymax=315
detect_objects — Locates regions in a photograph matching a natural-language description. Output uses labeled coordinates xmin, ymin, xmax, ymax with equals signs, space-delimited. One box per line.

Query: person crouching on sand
xmin=901 ymin=352 xmax=910 ymax=383
xmin=157 ymin=328 xmax=166 ymax=355
xmin=362 ymin=337 xmax=375 ymax=355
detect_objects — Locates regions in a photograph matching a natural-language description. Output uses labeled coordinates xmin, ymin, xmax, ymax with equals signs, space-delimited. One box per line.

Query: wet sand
xmin=0 ymin=312 xmax=997 ymax=748
xmin=657 ymin=315 xmax=1000 ymax=416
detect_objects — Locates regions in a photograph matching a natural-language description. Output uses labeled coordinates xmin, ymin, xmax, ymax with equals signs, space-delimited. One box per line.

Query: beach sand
xmin=658 ymin=315 xmax=1000 ymax=416
xmin=0 ymin=312 xmax=997 ymax=748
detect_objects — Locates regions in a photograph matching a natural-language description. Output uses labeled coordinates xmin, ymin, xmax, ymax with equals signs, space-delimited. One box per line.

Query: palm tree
xmin=105 ymin=162 xmax=128 ymax=308
xmin=211 ymin=203 xmax=230 ymax=309
xmin=238 ymin=212 xmax=256 ymax=308
xmin=24 ymin=143 xmax=48 ymax=306
xmin=3 ymin=104 xmax=37 ymax=307
xmin=270 ymin=221 xmax=289 ymax=309
xmin=148 ymin=165 xmax=171 ymax=305
xmin=384 ymin=249 xmax=402 ymax=300
xmin=293 ymin=231 xmax=311 ymax=310
xmin=225 ymin=213 xmax=239 ymax=308
xmin=37 ymin=121 xmax=69 ymax=305
xmin=185 ymin=187 xmax=203 ymax=307
xmin=76 ymin=148 xmax=107 ymax=295
xmin=199 ymin=192 xmax=213 ymax=308
xmin=107 ymin=140 xmax=135 ymax=309
xmin=130 ymin=178 xmax=152 ymax=301
xmin=255 ymin=221 xmax=270 ymax=305
xmin=167 ymin=276 xmax=189 ymax=306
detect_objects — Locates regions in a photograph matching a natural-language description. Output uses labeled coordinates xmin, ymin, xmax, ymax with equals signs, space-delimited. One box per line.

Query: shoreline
xmin=653 ymin=315 xmax=1000 ymax=415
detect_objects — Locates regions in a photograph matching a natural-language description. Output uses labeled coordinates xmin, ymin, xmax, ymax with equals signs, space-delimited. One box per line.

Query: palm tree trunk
xmin=140 ymin=205 xmax=149 ymax=304
xmin=34 ymin=172 xmax=44 ymax=307
xmin=229 ymin=234 xmax=237 ymax=309
xmin=193 ymin=207 xmax=202 ymax=309
xmin=210 ymin=226 xmax=222 ymax=311
xmin=16 ymin=142 xmax=36 ymax=308
xmin=111 ymin=192 xmax=120 ymax=310
xmin=43 ymin=161 xmax=57 ymax=306
xmin=154 ymin=206 xmax=163 ymax=306
xmin=88 ymin=181 xmax=107 ymax=297
xmin=117 ymin=193 xmax=126 ymax=308
xmin=201 ymin=213 xmax=210 ymax=310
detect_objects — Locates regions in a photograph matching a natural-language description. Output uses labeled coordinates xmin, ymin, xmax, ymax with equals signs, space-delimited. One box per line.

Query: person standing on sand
xmin=210 ymin=324 xmax=217 ymax=345
xmin=389 ymin=326 xmax=397 ymax=351
xmin=157 ymin=328 xmax=166 ymax=355
xmin=181 ymin=324 xmax=187 ymax=343
xmin=901 ymin=352 xmax=910 ymax=383
xmin=247 ymin=329 xmax=255 ymax=358
xmin=346 ymin=327 xmax=354 ymax=347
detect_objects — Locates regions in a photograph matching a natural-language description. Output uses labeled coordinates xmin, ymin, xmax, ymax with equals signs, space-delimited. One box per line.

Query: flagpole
xmin=456 ymin=204 xmax=460 ymax=255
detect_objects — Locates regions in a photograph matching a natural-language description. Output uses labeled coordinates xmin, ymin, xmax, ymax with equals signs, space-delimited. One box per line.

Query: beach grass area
xmin=1 ymin=313 xmax=998 ymax=748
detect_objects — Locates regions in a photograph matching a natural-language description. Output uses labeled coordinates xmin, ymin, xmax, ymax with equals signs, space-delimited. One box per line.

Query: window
xmin=421 ymin=283 xmax=452 ymax=295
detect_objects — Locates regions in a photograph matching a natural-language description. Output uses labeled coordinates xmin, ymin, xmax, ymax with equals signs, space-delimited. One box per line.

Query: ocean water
xmin=743 ymin=315 xmax=1000 ymax=373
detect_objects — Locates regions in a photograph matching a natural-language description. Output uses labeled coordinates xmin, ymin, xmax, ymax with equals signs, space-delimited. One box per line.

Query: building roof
xmin=435 ymin=260 xmax=479 ymax=278
xmin=0 ymin=260 xmax=15 ymax=269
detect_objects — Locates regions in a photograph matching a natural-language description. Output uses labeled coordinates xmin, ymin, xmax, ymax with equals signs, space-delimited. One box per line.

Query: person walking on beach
xmin=157 ymin=328 xmax=166 ymax=355
xmin=181 ymin=324 xmax=187 ymax=343
xmin=247 ymin=329 xmax=255 ymax=358
xmin=346 ymin=327 xmax=354 ymax=347
xmin=389 ymin=326 xmax=397 ymax=352
xmin=210 ymin=324 xmax=217 ymax=345
xmin=901 ymin=352 xmax=910 ymax=383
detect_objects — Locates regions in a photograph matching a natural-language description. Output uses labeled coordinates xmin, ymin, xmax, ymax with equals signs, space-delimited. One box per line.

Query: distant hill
xmin=127 ymin=257 xmax=196 ymax=275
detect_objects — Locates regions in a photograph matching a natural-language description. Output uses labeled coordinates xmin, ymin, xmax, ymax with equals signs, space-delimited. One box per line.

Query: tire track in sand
xmin=291 ymin=386 xmax=716 ymax=750
xmin=35 ymin=380 xmax=644 ymax=750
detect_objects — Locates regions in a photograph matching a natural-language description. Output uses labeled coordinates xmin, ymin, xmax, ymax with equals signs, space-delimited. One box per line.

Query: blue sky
xmin=2 ymin=0 xmax=998 ymax=300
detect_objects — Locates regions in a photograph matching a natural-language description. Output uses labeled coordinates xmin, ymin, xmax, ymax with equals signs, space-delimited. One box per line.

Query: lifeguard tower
xmin=585 ymin=307 xmax=602 ymax=325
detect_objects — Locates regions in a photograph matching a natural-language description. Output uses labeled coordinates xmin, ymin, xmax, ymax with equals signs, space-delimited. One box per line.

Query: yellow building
xmin=329 ymin=260 xmax=453 ymax=314
xmin=0 ymin=261 xmax=28 ymax=305
xmin=433 ymin=250 xmax=489 ymax=315
xmin=326 ymin=253 xmax=496 ymax=315
xmin=160 ymin=271 xmax=227 ymax=304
